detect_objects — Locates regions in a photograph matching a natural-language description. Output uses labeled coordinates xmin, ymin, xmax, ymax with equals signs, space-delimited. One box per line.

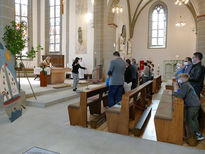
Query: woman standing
xmin=72 ymin=57 xmax=86 ymax=91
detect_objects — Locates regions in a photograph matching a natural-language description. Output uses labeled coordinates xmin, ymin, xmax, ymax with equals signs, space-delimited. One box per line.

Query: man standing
xmin=183 ymin=57 xmax=192 ymax=74
xmin=107 ymin=52 xmax=126 ymax=107
xmin=131 ymin=58 xmax=138 ymax=89
xmin=142 ymin=62 xmax=150 ymax=83
xmin=189 ymin=52 xmax=204 ymax=98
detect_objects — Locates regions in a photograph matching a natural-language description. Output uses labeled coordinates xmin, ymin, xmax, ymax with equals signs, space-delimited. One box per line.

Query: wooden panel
xmin=42 ymin=55 xmax=64 ymax=68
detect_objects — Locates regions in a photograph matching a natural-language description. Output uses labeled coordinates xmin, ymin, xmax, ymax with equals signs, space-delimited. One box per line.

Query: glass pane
xmin=56 ymin=35 xmax=60 ymax=43
xmin=22 ymin=48 xmax=28 ymax=56
xmin=50 ymin=0 xmax=55 ymax=6
xmin=21 ymin=17 xmax=28 ymax=24
xmin=158 ymin=30 xmax=164 ymax=37
xmin=56 ymin=44 xmax=60 ymax=51
xmin=50 ymin=26 xmax=55 ymax=35
xmin=153 ymin=10 xmax=157 ymax=14
xmin=158 ymin=21 xmax=164 ymax=29
xmin=50 ymin=35 xmax=55 ymax=43
xmin=15 ymin=0 xmax=20 ymax=4
xmin=158 ymin=38 xmax=164 ymax=45
xmin=159 ymin=14 xmax=164 ymax=21
xmin=152 ymin=22 xmax=157 ymax=29
xmin=21 ymin=4 xmax=28 ymax=16
xmin=50 ymin=6 xmax=55 ymax=18
xmin=56 ymin=0 xmax=60 ymax=5
xmin=56 ymin=26 xmax=60 ymax=35
xmin=50 ymin=44 xmax=55 ymax=52
xmin=152 ymin=13 xmax=158 ymax=22
xmin=15 ymin=4 xmax=20 ymax=16
xmin=56 ymin=18 xmax=60 ymax=26
xmin=152 ymin=38 xmax=157 ymax=46
xmin=56 ymin=6 xmax=60 ymax=17
xmin=15 ymin=16 xmax=20 ymax=24
xmin=159 ymin=9 xmax=164 ymax=14
xmin=50 ymin=18 xmax=55 ymax=26
xmin=152 ymin=30 xmax=157 ymax=37
xmin=21 ymin=0 xmax=28 ymax=5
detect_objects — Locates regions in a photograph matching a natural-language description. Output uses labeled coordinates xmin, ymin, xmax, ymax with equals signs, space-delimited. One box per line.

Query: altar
xmin=34 ymin=67 xmax=71 ymax=84
xmin=47 ymin=68 xmax=71 ymax=84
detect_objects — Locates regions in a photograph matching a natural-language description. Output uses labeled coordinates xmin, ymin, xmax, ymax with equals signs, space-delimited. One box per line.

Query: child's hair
xmin=178 ymin=73 xmax=189 ymax=81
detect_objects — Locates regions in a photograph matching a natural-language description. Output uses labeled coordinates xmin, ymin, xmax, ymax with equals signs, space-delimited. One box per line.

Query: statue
xmin=78 ymin=27 xmax=83 ymax=45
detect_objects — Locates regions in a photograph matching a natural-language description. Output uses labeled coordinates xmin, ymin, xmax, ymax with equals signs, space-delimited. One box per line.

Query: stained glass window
xmin=149 ymin=4 xmax=167 ymax=48
xmin=15 ymin=0 xmax=29 ymax=56
xmin=49 ymin=0 xmax=61 ymax=52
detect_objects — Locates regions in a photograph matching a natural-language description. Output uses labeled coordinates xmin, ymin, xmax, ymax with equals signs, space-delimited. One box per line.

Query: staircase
xmin=25 ymin=87 xmax=80 ymax=108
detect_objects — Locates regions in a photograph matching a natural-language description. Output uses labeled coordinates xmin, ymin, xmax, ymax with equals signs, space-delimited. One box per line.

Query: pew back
xmin=106 ymin=81 xmax=153 ymax=135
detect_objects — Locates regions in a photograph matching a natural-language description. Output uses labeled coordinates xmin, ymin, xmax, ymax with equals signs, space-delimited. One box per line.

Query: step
xmin=26 ymin=89 xmax=80 ymax=108
xmin=25 ymin=86 xmax=73 ymax=98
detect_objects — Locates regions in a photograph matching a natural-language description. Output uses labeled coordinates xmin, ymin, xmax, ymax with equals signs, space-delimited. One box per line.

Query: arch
xmin=148 ymin=1 xmax=168 ymax=48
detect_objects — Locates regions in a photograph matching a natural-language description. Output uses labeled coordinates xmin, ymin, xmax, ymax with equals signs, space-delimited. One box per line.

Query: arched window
xmin=49 ymin=0 xmax=61 ymax=53
xmin=15 ymin=0 xmax=32 ymax=57
xmin=148 ymin=2 xmax=167 ymax=48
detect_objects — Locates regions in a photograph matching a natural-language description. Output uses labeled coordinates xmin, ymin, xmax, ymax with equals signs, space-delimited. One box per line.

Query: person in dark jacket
xmin=170 ymin=73 xmax=204 ymax=141
xmin=72 ymin=57 xmax=86 ymax=91
xmin=124 ymin=59 xmax=132 ymax=84
xmin=189 ymin=52 xmax=204 ymax=98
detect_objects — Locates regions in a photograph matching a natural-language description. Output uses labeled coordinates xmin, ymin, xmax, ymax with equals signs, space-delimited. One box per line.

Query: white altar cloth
xmin=34 ymin=67 xmax=51 ymax=75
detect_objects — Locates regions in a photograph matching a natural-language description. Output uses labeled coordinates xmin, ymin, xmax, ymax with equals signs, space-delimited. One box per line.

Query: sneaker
xmin=196 ymin=132 xmax=205 ymax=141
xmin=73 ymin=89 xmax=77 ymax=91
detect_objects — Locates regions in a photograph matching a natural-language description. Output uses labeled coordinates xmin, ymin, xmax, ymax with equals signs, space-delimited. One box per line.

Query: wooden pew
xmin=200 ymin=97 xmax=205 ymax=130
xmin=68 ymin=86 xmax=109 ymax=127
xmin=154 ymin=82 xmax=184 ymax=145
xmin=105 ymin=81 xmax=153 ymax=135
xmin=152 ymin=75 xmax=162 ymax=93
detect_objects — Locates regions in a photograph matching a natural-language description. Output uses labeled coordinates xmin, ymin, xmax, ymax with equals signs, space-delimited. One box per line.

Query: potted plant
xmin=39 ymin=61 xmax=48 ymax=87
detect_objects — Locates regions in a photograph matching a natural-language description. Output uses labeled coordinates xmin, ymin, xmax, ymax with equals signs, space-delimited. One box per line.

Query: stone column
xmin=93 ymin=0 xmax=105 ymax=67
xmin=0 ymin=0 xmax=15 ymax=44
xmin=196 ymin=0 xmax=205 ymax=64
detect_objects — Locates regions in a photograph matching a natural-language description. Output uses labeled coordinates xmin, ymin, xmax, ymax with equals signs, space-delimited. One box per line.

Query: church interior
xmin=0 ymin=0 xmax=205 ymax=153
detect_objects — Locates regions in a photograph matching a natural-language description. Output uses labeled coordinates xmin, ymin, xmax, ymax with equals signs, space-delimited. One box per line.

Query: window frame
xmin=148 ymin=1 xmax=168 ymax=49
xmin=48 ymin=0 xmax=62 ymax=54
xmin=15 ymin=0 xmax=32 ymax=60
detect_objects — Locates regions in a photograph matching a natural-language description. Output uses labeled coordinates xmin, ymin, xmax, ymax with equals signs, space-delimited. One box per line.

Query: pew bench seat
xmin=154 ymin=89 xmax=184 ymax=145
xmin=106 ymin=104 xmax=121 ymax=114
xmin=155 ymin=91 xmax=173 ymax=120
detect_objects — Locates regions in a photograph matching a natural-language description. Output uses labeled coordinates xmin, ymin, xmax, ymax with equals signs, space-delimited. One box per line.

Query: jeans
xmin=185 ymin=106 xmax=200 ymax=135
xmin=72 ymin=73 xmax=79 ymax=90
xmin=108 ymin=85 xmax=123 ymax=107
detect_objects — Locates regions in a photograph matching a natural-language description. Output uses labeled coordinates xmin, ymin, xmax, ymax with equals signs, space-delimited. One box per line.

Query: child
xmin=170 ymin=73 xmax=204 ymax=142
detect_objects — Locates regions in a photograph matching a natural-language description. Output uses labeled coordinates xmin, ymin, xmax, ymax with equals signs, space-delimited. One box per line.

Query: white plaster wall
xmin=114 ymin=0 xmax=196 ymax=79
xmin=69 ymin=0 xmax=94 ymax=74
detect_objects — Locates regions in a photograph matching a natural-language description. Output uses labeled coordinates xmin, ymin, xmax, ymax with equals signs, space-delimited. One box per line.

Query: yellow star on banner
xmin=5 ymin=51 xmax=11 ymax=63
